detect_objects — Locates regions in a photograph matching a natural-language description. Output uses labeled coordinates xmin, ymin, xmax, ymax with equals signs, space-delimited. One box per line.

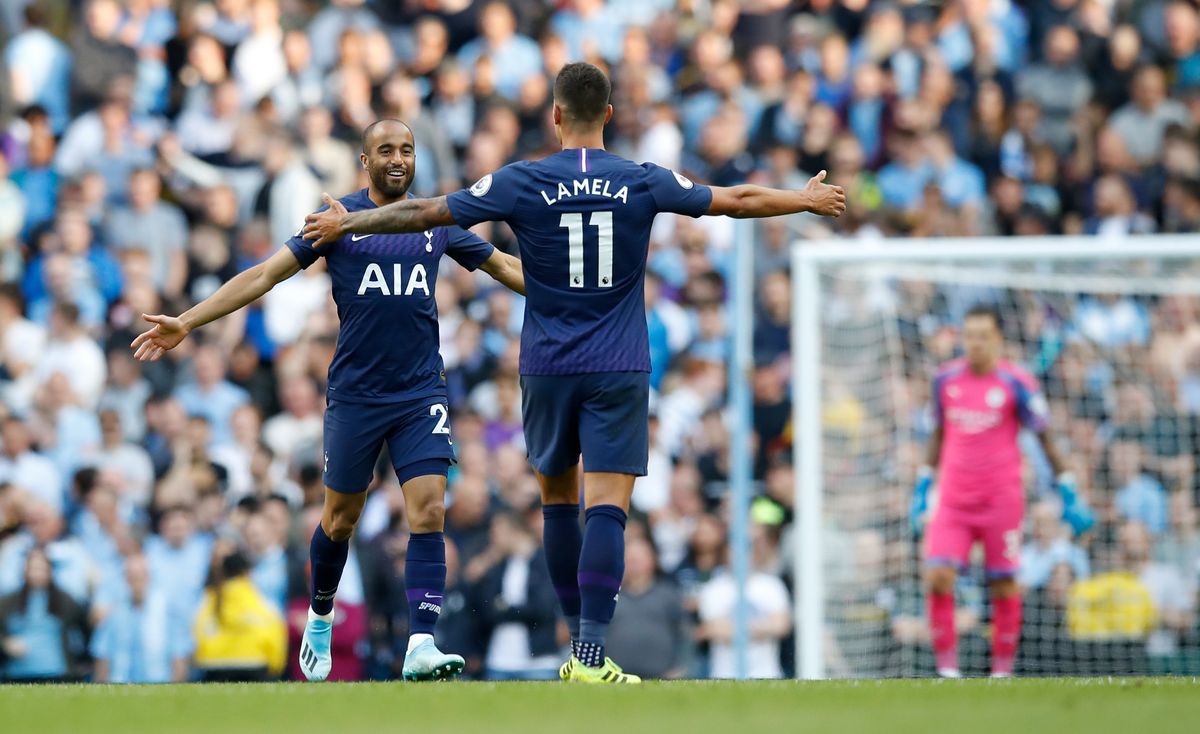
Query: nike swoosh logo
xmin=425 ymin=592 xmax=443 ymax=599
xmin=350 ymin=234 xmax=374 ymax=241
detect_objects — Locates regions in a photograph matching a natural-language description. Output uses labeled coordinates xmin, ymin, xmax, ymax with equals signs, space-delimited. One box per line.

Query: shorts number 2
xmin=430 ymin=404 xmax=451 ymax=435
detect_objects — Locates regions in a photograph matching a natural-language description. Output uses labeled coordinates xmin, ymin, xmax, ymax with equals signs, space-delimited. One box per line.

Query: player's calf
xmin=537 ymin=466 xmax=584 ymax=662
xmin=398 ymin=471 xmax=465 ymax=681
xmin=989 ymin=577 xmax=1022 ymax=678
xmin=302 ymin=488 xmax=367 ymax=682
xmin=925 ymin=565 xmax=959 ymax=678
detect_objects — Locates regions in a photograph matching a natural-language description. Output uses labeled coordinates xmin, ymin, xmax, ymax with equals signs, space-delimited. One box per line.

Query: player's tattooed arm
xmin=131 ymin=247 xmax=301 ymax=362
xmin=302 ymin=194 xmax=456 ymax=246
xmin=707 ymin=171 xmax=847 ymax=219
xmin=478 ymin=250 xmax=525 ymax=296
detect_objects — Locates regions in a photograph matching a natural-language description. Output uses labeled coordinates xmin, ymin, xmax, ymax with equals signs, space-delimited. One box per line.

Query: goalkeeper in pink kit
xmin=911 ymin=305 xmax=1094 ymax=678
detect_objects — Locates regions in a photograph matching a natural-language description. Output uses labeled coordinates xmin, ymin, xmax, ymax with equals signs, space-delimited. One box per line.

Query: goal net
xmin=790 ymin=236 xmax=1200 ymax=679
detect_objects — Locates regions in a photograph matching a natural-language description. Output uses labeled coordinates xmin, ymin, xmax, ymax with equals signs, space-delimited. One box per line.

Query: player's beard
xmin=371 ymin=166 xmax=413 ymax=200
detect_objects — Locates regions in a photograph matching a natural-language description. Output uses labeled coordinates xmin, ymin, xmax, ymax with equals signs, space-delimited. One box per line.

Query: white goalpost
xmin=791 ymin=235 xmax=1200 ymax=680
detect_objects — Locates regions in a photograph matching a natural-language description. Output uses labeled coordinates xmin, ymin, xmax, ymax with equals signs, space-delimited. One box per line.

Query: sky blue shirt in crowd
xmin=4 ymin=28 xmax=71 ymax=133
xmin=90 ymin=588 xmax=190 ymax=683
xmin=173 ymin=379 xmax=250 ymax=447
xmin=1019 ymin=538 xmax=1092 ymax=589
xmin=11 ymin=166 xmax=58 ymax=241
xmin=286 ymin=189 xmax=494 ymax=404
xmin=3 ymin=590 xmax=67 ymax=680
xmin=933 ymin=158 xmax=987 ymax=209
xmin=73 ymin=512 xmax=126 ymax=595
xmin=456 ymin=34 xmax=543 ymax=99
xmin=44 ymin=406 xmax=101 ymax=485
xmin=878 ymin=157 xmax=985 ymax=210
xmin=251 ymin=548 xmax=289 ymax=613
xmin=877 ymin=161 xmax=932 ymax=210
xmin=446 ymin=150 xmax=713 ymax=376
xmin=1115 ymin=475 xmax=1168 ymax=535
xmin=550 ymin=7 xmax=625 ymax=62
xmin=143 ymin=534 xmax=212 ymax=615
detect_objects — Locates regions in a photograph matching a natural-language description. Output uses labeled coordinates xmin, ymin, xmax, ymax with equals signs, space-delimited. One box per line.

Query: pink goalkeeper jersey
xmin=932 ymin=358 xmax=1048 ymax=510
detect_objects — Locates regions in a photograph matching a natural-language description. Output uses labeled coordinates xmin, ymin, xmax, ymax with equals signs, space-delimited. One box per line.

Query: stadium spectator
xmin=71 ymin=0 xmax=138 ymax=114
xmin=231 ymin=0 xmax=286 ymax=108
xmin=697 ymin=522 xmax=791 ymax=679
xmin=8 ymin=115 xmax=58 ymax=241
xmin=1108 ymin=65 xmax=1192 ymax=166
xmin=192 ymin=546 xmax=286 ymax=681
xmin=1015 ymin=25 xmax=1093 ymax=155
xmin=1118 ymin=521 xmax=1196 ymax=657
xmin=174 ymin=79 xmax=242 ymax=158
xmin=1109 ymin=439 xmax=1169 ymax=535
xmin=93 ymin=408 xmax=154 ymax=509
xmin=606 ymin=533 xmax=690 ymax=679
xmin=1020 ymin=501 xmax=1092 ymax=590
xmin=0 ymin=283 xmax=44 ymax=409
xmin=1156 ymin=490 xmax=1200 ymax=570
xmin=4 ymin=6 xmax=71 ymax=133
xmin=0 ymin=416 xmax=62 ymax=513
xmin=91 ymin=553 xmax=191 ymax=683
xmin=260 ymin=378 xmax=321 ymax=468
xmin=474 ymin=511 xmax=559 ymax=680
xmin=0 ymin=547 xmax=90 ymax=682
xmin=71 ymin=478 xmax=131 ymax=596
xmin=457 ymin=2 xmax=542 ymax=100
xmin=173 ymin=344 xmax=249 ymax=447
xmin=144 ymin=506 xmax=212 ymax=619
xmin=104 ymin=168 xmax=188 ymax=298
xmin=1067 ymin=523 xmax=1157 ymax=642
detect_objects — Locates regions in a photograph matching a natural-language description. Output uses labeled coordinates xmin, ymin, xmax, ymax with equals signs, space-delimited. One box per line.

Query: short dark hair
xmin=965 ymin=304 xmax=1002 ymax=329
xmin=361 ymin=118 xmax=413 ymax=153
xmin=554 ymin=62 xmax=611 ymax=126
xmin=220 ymin=550 xmax=251 ymax=579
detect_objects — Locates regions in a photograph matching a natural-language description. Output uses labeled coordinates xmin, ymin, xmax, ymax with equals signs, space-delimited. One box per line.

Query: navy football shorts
xmin=520 ymin=371 xmax=650 ymax=477
xmin=323 ymin=396 xmax=455 ymax=493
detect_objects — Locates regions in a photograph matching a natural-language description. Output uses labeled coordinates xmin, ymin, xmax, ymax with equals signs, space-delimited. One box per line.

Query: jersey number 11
xmin=560 ymin=211 xmax=613 ymax=288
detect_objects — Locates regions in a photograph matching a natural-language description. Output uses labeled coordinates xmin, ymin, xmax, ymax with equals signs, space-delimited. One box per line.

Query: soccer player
xmin=130 ymin=119 xmax=525 ymax=682
xmin=302 ymin=62 xmax=846 ymax=683
xmin=910 ymin=305 xmax=1094 ymax=678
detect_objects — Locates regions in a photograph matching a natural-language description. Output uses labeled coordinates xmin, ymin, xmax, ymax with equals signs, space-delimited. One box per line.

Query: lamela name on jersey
xmin=540 ymin=178 xmax=630 ymax=206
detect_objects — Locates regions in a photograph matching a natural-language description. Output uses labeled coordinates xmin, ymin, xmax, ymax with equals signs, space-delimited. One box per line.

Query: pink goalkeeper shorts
xmin=924 ymin=501 xmax=1023 ymax=578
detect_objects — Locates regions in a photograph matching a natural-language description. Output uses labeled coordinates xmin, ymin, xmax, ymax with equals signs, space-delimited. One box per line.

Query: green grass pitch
xmin=4 ymin=678 xmax=1198 ymax=734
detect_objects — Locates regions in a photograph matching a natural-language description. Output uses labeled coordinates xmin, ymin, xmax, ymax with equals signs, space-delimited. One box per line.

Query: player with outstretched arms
xmin=131 ymin=119 xmax=525 ymax=682
xmin=303 ymin=62 xmax=846 ymax=683
xmin=911 ymin=305 xmax=1094 ymax=678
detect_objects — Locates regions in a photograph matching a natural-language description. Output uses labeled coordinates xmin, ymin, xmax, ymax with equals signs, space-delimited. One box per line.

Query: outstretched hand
xmin=302 ymin=193 xmax=350 ymax=248
xmin=130 ymin=314 xmax=189 ymax=362
xmin=805 ymin=170 xmax=847 ymax=218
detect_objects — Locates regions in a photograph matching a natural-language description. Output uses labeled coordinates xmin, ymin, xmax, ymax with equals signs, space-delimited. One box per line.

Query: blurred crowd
xmin=2 ymin=0 xmax=1200 ymax=681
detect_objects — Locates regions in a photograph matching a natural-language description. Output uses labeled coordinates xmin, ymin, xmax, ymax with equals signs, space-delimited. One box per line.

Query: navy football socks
xmin=577 ymin=504 xmax=627 ymax=668
xmin=543 ymin=504 xmax=583 ymax=655
xmin=406 ymin=532 xmax=447 ymax=635
xmin=309 ymin=523 xmax=349 ymax=616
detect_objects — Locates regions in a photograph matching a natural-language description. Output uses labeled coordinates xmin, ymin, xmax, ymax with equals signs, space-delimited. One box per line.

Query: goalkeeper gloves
xmin=1056 ymin=472 xmax=1095 ymax=537
xmin=910 ymin=466 xmax=933 ymax=538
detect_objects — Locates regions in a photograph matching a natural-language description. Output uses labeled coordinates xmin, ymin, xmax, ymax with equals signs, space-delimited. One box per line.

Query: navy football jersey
xmin=285 ymin=189 xmax=494 ymax=403
xmin=446 ymin=149 xmax=712 ymax=375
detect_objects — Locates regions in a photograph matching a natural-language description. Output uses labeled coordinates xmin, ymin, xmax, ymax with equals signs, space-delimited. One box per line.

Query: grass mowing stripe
xmin=2 ymin=678 xmax=1198 ymax=734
